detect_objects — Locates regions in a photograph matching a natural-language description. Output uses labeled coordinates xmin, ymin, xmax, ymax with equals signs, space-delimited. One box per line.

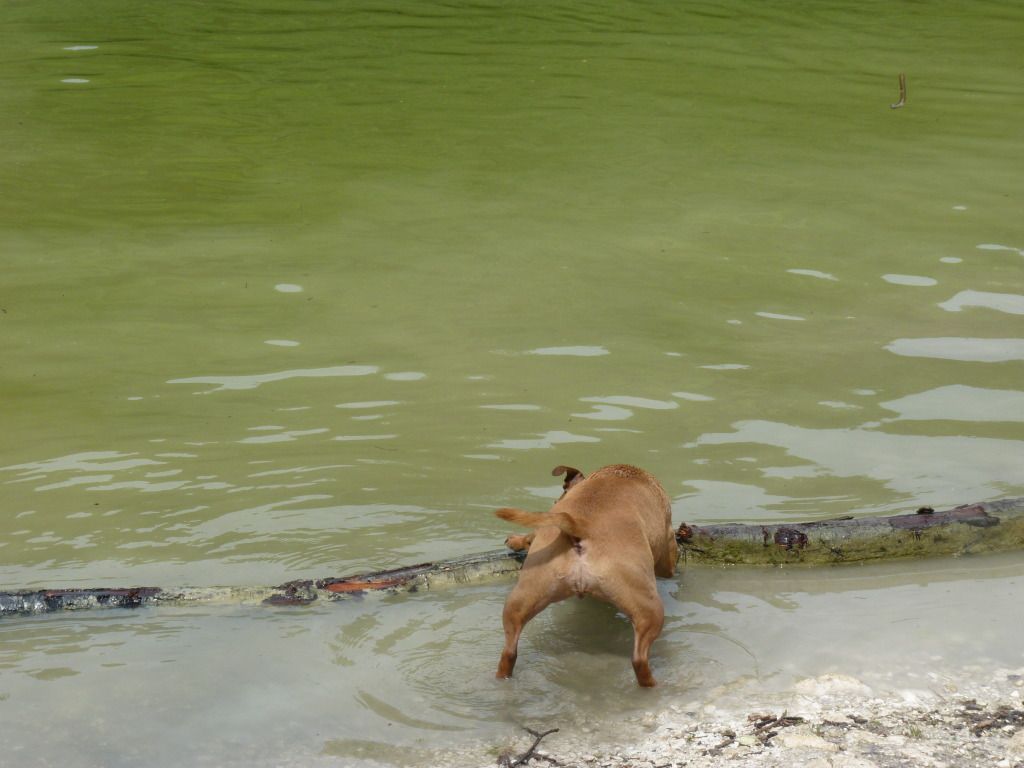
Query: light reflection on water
xmin=168 ymin=364 xmax=380 ymax=392
xmin=526 ymin=345 xmax=610 ymax=357
xmin=880 ymin=385 xmax=1024 ymax=422
xmin=885 ymin=337 xmax=1024 ymax=362
xmin=881 ymin=273 xmax=938 ymax=287
xmin=3 ymin=0 xmax=1024 ymax=765
xmin=939 ymin=289 xmax=1024 ymax=315
xmin=697 ymin=420 xmax=1024 ymax=502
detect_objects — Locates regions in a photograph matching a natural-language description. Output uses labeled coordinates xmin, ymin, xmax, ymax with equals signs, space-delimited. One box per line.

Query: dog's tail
xmin=495 ymin=507 xmax=585 ymax=541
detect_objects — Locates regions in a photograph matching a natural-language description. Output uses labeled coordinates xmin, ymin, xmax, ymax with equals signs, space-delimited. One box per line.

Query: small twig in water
xmin=498 ymin=727 xmax=561 ymax=768
xmin=892 ymin=72 xmax=909 ymax=108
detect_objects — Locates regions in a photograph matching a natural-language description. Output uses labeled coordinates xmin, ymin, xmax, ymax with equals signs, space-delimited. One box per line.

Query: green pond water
xmin=2 ymin=1 xmax=1023 ymax=765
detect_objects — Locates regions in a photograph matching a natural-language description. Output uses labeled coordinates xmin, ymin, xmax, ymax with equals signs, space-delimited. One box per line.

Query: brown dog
xmin=495 ymin=464 xmax=677 ymax=687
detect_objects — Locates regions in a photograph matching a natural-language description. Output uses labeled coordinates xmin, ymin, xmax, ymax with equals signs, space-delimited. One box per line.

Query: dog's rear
xmin=495 ymin=464 xmax=677 ymax=686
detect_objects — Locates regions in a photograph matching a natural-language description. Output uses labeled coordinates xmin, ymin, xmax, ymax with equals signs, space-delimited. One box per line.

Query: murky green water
xmin=2 ymin=1 xmax=1022 ymax=765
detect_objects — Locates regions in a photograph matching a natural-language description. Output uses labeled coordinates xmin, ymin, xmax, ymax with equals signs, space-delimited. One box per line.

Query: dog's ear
xmin=551 ymin=465 xmax=585 ymax=495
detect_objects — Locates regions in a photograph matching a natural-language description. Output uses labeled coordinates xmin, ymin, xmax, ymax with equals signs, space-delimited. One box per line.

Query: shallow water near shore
xmin=2 ymin=0 xmax=1023 ymax=765
xmin=1 ymin=553 xmax=1022 ymax=767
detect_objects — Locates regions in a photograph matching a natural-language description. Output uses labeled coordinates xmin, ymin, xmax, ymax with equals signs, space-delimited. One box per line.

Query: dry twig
xmin=957 ymin=700 xmax=1024 ymax=737
xmin=498 ymin=727 xmax=561 ymax=768
xmin=705 ymin=728 xmax=736 ymax=754
xmin=747 ymin=711 xmax=805 ymax=744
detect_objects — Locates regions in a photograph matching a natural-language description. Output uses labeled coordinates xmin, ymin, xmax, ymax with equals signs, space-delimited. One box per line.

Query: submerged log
xmin=1 ymin=498 xmax=1021 ymax=617
xmin=0 ymin=549 xmax=527 ymax=616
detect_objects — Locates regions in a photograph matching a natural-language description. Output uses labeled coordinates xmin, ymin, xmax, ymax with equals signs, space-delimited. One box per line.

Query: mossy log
xmin=1 ymin=498 xmax=1021 ymax=617
xmin=676 ymin=497 xmax=1024 ymax=565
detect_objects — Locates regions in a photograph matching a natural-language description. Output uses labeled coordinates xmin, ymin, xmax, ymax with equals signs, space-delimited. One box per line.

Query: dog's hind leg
xmin=496 ymin=581 xmax=569 ymax=680
xmin=497 ymin=620 xmax=522 ymax=680
xmin=601 ymin=574 xmax=665 ymax=687
xmin=497 ymin=585 xmax=534 ymax=679
xmin=628 ymin=598 xmax=664 ymax=688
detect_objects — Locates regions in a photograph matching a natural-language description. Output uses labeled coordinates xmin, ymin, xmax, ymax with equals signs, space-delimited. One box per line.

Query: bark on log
xmin=1 ymin=498 xmax=1021 ymax=617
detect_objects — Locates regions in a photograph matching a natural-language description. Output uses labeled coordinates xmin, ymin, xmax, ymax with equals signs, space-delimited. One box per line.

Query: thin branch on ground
xmin=498 ymin=727 xmax=561 ymax=768
xmin=749 ymin=710 xmax=805 ymax=744
xmin=704 ymin=728 xmax=736 ymax=754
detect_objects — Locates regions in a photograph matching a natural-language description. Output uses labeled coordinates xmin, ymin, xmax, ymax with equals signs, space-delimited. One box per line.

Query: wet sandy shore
xmin=467 ymin=666 xmax=1024 ymax=768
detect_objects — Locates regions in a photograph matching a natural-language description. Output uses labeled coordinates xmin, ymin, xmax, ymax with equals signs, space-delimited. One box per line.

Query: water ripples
xmin=697 ymin=419 xmax=1024 ymax=502
xmin=7 ymin=315 xmax=1022 ymax=584
xmin=488 ymin=430 xmax=601 ymax=451
xmin=168 ymin=364 xmax=379 ymax=392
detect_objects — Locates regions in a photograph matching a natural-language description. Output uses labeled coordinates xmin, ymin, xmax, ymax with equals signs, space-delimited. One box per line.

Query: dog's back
xmin=563 ymin=464 xmax=674 ymax=563
xmin=500 ymin=464 xmax=675 ymax=574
